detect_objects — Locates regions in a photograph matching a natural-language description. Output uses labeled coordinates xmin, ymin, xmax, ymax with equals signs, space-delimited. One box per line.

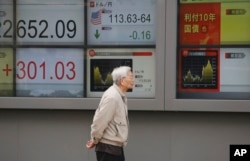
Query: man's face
xmin=121 ymin=71 xmax=134 ymax=90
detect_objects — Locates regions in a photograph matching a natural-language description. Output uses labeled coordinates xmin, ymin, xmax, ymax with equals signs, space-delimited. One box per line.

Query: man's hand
xmin=86 ymin=140 xmax=95 ymax=149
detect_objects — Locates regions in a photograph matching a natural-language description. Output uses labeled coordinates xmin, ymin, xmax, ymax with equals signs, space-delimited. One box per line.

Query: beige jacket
xmin=91 ymin=84 xmax=129 ymax=147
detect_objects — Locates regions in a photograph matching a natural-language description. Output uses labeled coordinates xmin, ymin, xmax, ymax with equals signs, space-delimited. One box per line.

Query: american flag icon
xmin=91 ymin=9 xmax=103 ymax=25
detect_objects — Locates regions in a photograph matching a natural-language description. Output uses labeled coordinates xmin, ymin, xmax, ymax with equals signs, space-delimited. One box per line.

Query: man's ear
xmin=120 ymin=78 xmax=125 ymax=86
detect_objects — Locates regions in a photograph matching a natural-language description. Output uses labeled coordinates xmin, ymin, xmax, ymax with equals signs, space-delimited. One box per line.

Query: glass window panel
xmin=177 ymin=0 xmax=250 ymax=99
xmin=16 ymin=48 xmax=84 ymax=97
xmin=0 ymin=0 xmax=13 ymax=44
xmin=16 ymin=0 xmax=84 ymax=45
xmin=87 ymin=0 xmax=156 ymax=45
xmin=86 ymin=48 xmax=156 ymax=98
xmin=0 ymin=48 xmax=14 ymax=96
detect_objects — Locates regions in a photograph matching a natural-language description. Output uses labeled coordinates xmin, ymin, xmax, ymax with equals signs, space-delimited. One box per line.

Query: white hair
xmin=111 ymin=66 xmax=131 ymax=85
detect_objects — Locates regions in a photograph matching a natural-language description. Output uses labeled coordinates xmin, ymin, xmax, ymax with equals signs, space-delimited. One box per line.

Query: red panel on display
xmin=179 ymin=3 xmax=221 ymax=45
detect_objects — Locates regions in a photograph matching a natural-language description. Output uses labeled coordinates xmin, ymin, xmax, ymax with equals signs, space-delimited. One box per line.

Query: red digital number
xmin=27 ymin=61 xmax=37 ymax=79
xmin=16 ymin=60 xmax=76 ymax=81
xmin=16 ymin=61 xmax=26 ymax=79
xmin=66 ymin=61 xmax=76 ymax=80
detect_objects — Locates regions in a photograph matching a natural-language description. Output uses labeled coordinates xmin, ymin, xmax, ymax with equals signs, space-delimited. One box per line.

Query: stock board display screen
xmin=87 ymin=0 xmax=156 ymax=45
xmin=16 ymin=48 xmax=84 ymax=97
xmin=179 ymin=0 xmax=250 ymax=45
xmin=0 ymin=0 xmax=157 ymax=98
xmin=0 ymin=48 xmax=13 ymax=96
xmin=0 ymin=1 xmax=13 ymax=44
xmin=178 ymin=49 xmax=219 ymax=93
xmin=177 ymin=0 xmax=250 ymax=99
xmin=87 ymin=48 xmax=155 ymax=98
xmin=177 ymin=48 xmax=250 ymax=99
xmin=16 ymin=0 xmax=85 ymax=45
